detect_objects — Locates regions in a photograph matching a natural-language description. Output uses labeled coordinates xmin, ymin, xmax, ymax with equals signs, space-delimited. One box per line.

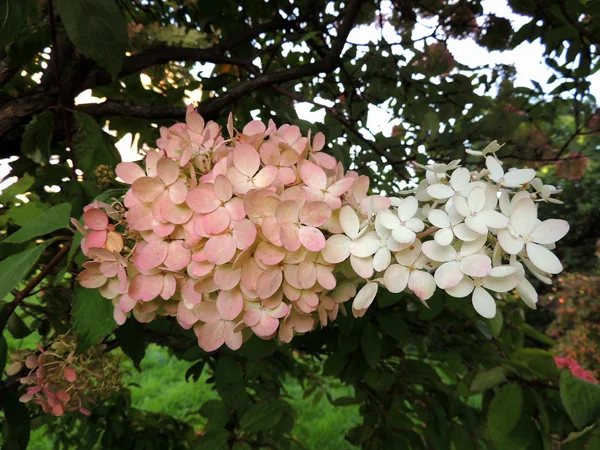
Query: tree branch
xmin=77 ymin=100 xmax=186 ymax=120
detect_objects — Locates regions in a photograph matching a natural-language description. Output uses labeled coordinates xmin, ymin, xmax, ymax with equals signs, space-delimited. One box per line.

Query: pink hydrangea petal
xmin=168 ymin=181 xmax=188 ymax=204
xmin=196 ymin=321 xmax=226 ymax=352
xmin=299 ymin=227 xmax=326 ymax=251
xmin=276 ymin=200 xmax=300 ymax=223
xmin=299 ymin=201 xmax=331 ymax=227
xmin=299 ymin=161 xmax=327 ymax=189
xmin=225 ymin=197 xmax=246 ymax=221
xmin=234 ymin=144 xmax=260 ymax=176
xmin=136 ymin=240 xmax=168 ymax=272
xmin=243 ymin=120 xmax=266 ymax=136
xmin=159 ymin=196 xmax=193 ymax=225
xmin=260 ymin=142 xmax=280 ymax=165
xmin=232 ymin=219 xmax=257 ymax=249
xmin=253 ymin=313 xmax=280 ymax=337
xmin=156 ymin=157 xmax=180 ymax=186
xmin=327 ymin=177 xmax=354 ymax=197
xmin=257 ymin=267 xmax=283 ymax=299
xmin=83 ymin=208 xmax=108 ymax=231
xmin=164 ymin=240 xmax=191 ymax=270
xmin=203 ymin=206 xmax=231 ymax=235
xmin=160 ymin=274 xmax=177 ymax=299
xmin=243 ymin=306 xmax=261 ymax=327
xmin=226 ymin=167 xmax=254 ymax=194
xmin=79 ymin=270 xmax=106 ymax=289
xmin=116 ymin=162 xmax=145 ymax=184
xmin=214 ymin=174 xmax=233 ymax=202
xmin=181 ymin=279 xmax=203 ymax=308
xmin=255 ymin=241 xmax=286 ymax=266
xmin=119 ymin=293 xmax=137 ymax=312
xmin=223 ymin=322 xmax=243 ymax=350
xmin=280 ymin=222 xmax=301 ymax=252
xmin=86 ymin=230 xmax=108 ymax=249
xmin=205 ymin=235 xmax=236 ymax=265
xmin=129 ymin=274 xmax=163 ymax=302
xmin=214 ymin=266 xmax=242 ymax=290
xmin=132 ymin=177 xmax=165 ymax=202
xmin=297 ymin=262 xmax=317 ymax=289
xmin=312 ymin=132 xmax=325 ymax=151
xmin=126 ymin=204 xmax=153 ymax=231
xmin=186 ymin=184 xmax=220 ymax=213
xmin=217 ymin=289 xmax=243 ymax=320
xmin=253 ymin=166 xmax=278 ymax=189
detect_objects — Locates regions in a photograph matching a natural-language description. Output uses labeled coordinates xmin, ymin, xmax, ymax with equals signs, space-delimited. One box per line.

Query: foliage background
xmin=1 ymin=0 xmax=600 ymax=448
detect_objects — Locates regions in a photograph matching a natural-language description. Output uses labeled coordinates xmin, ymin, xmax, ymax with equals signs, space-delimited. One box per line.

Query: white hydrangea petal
xmin=488 ymin=266 xmax=516 ymax=277
xmin=459 ymin=234 xmax=487 ymax=256
xmin=522 ymin=258 xmax=552 ymax=284
xmin=530 ymin=219 xmax=569 ymax=245
xmin=379 ymin=209 xmax=401 ymax=229
xmin=350 ymin=232 xmax=380 ymax=257
xmin=352 ymin=282 xmax=378 ymax=313
xmin=503 ymin=168 xmax=536 ymax=187
xmin=394 ymin=240 xmax=422 ymax=266
xmin=485 ymin=156 xmax=504 ymax=180
xmin=405 ymin=217 xmax=424 ymax=232
xmin=421 ymin=240 xmax=457 ymax=262
xmin=340 ymin=205 xmax=360 ymax=239
xmin=350 ymin=255 xmax=374 ymax=279
xmin=498 ymin=229 xmax=524 ymax=255
xmin=322 ymin=235 xmax=352 ymax=263
xmin=445 ymin=276 xmax=475 ymax=298
xmin=373 ymin=247 xmax=392 ymax=272
xmin=408 ymin=270 xmax=436 ymax=301
xmin=383 ymin=264 xmax=410 ymax=293
xmin=434 ymin=228 xmax=454 ymax=246
xmin=482 ymin=273 xmax=518 ymax=293
xmin=472 ymin=286 xmax=496 ymax=318
xmin=427 ymin=184 xmax=454 ymax=199
xmin=392 ymin=226 xmax=416 ymax=245
xmin=499 ymin=191 xmax=511 ymax=216
xmin=398 ymin=196 xmax=418 ymax=222
xmin=434 ymin=261 xmax=463 ymax=289
xmin=460 ymin=254 xmax=492 ymax=278
xmin=453 ymin=223 xmax=478 ymax=242
xmin=467 ymin=188 xmax=486 ymax=212
xmin=479 ymin=210 xmax=509 ymax=229
xmin=517 ymin=279 xmax=538 ymax=309
xmin=428 ymin=209 xmax=451 ymax=228
xmin=453 ymin=195 xmax=472 ymax=217
xmin=510 ymin=198 xmax=537 ymax=237
xmin=465 ymin=215 xmax=488 ymax=235
xmin=450 ymin=167 xmax=471 ymax=192
xmin=526 ymin=243 xmax=563 ymax=274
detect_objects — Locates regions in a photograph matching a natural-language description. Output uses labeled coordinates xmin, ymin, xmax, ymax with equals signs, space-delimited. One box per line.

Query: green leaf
xmin=512 ymin=348 xmax=560 ymax=379
xmin=4 ymin=203 xmax=71 ymax=243
xmin=560 ymin=369 xmax=600 ymax=429
xmin=0 ymin=334 xmax=7 ymax=372
xmin=185 ymin=360 xmax=206 ymax=382
xmin=1 ymin=388 xmax=31 ymax=449
xmin=72 ymin=285 xmax=116 ymax=354
xmin=0 ymin=174 xmax=34 ymax=204
xmin=20 ymin=109 xmax=54 ymax=164
xmin=196 ymin=429 xmax=229 ymax=450
xmin=488 ymin=383 xmax=523 ymax=444
xmin=239 ymin=400 xmax=285 ymax=433
xmin=486 ymin=310 xmax=503 ymax=338
xmin=199 ymin=400 xmax=230 ymax=429
xmin=5 ymin=202 xmax=49 ymax=227
xmin=0 ymin=238 xmax=56 ymax=303
xmin=115 ymin=318 xmax=145 ymax=371
xmin=470 ymin=366 xmax=506 ymax=392
xmin=56 ymin=0 xmax=128 ymax=79
xmin=0 ymin=0 xmax=30 ymax=48
xmin=215 ymin=356 xmax=249 ymax=410
xmin=72 ymin=112 xmax=121 ymax=180
xmin=521 ymin=323 xmax=554 ymax=346
xmin=7 ymin=313 xmax=31 ymax=339
xmin=377 ymin=311 xmax=412 ymax=343
xmin=361 ymin=322 xmax=381 ymax=369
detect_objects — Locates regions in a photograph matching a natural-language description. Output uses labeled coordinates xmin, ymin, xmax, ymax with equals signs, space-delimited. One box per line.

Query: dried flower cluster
xmin=7 ymin=334 xmax=121 ymax=416
xmin=73 ymin=106 xmax=569 ymax=352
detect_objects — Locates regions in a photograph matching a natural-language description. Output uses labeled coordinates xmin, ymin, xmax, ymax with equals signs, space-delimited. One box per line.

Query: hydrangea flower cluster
xmin=555 ymin=356 xmax=598 ymax=384
xmin=74 ymin=105 xmax=569 ymax=352
xmin=7 ymin=334 xmax=121 ymax=416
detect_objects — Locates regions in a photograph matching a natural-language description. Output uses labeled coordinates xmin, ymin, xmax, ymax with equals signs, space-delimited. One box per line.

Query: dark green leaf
xmin=470 ymin=366 xmax=506 ymax=392
xmin=4 ymin=203 xmax=71 ymax=243
xmin=361 ymin=322 xmax=381 ymax=369
xmin=7 ymin=313 xmax=31 ymax=339
xmin=0 ymin=238 xmax=56 ymax=303
xmin=72 ymin=285 xmax=116 ymax=354
xmin=512 ymin=348 xmax=560 ymax=379
xmin=1 ymin=388 xmax=31 ymax=449
xmin=56 ymin=0 xmax=128 ymax=79
xmin=185 ymin=360 xmax=205 ymax=382
xmin=0 ymin=174 xmax=34 ymax=204
xmin=195 ymin=429 xmax=230 ymax=450
xmin=560 ymin=369 xmax=600 ymax=429
xmin=488 ymin=383 xmax=523 ymax=444
xmin=71 ymin=112 xmax=121 ymax=181
xmin=215 ymin=356 xmax=249 ymax=410
xmin=20 ymin=109 xmax=53 ymax=164
xmin=0 ymin=0 xmax=30 ymax=48
xmin=0 ymin=334 xmax=7 ymax=372
xmin=115 ymin=318 xmax=145 ymax=371
xmin=239 ymin=400 xmax=285 ymax=433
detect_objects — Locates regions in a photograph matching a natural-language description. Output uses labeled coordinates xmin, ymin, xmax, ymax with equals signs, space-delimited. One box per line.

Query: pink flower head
xmin=275 ymin=200 xmax=331 ymax=252
xmin=226 ymin=144 xmax=278 ymax=194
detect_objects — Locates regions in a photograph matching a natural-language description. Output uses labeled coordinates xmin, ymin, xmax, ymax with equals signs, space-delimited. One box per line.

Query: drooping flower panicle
xmin=74 ymin=108 xmax=569 ymax=352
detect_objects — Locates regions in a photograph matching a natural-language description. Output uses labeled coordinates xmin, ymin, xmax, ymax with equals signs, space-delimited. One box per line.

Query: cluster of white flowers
xmin=333 ymin=142 xmax=569 ymax=319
